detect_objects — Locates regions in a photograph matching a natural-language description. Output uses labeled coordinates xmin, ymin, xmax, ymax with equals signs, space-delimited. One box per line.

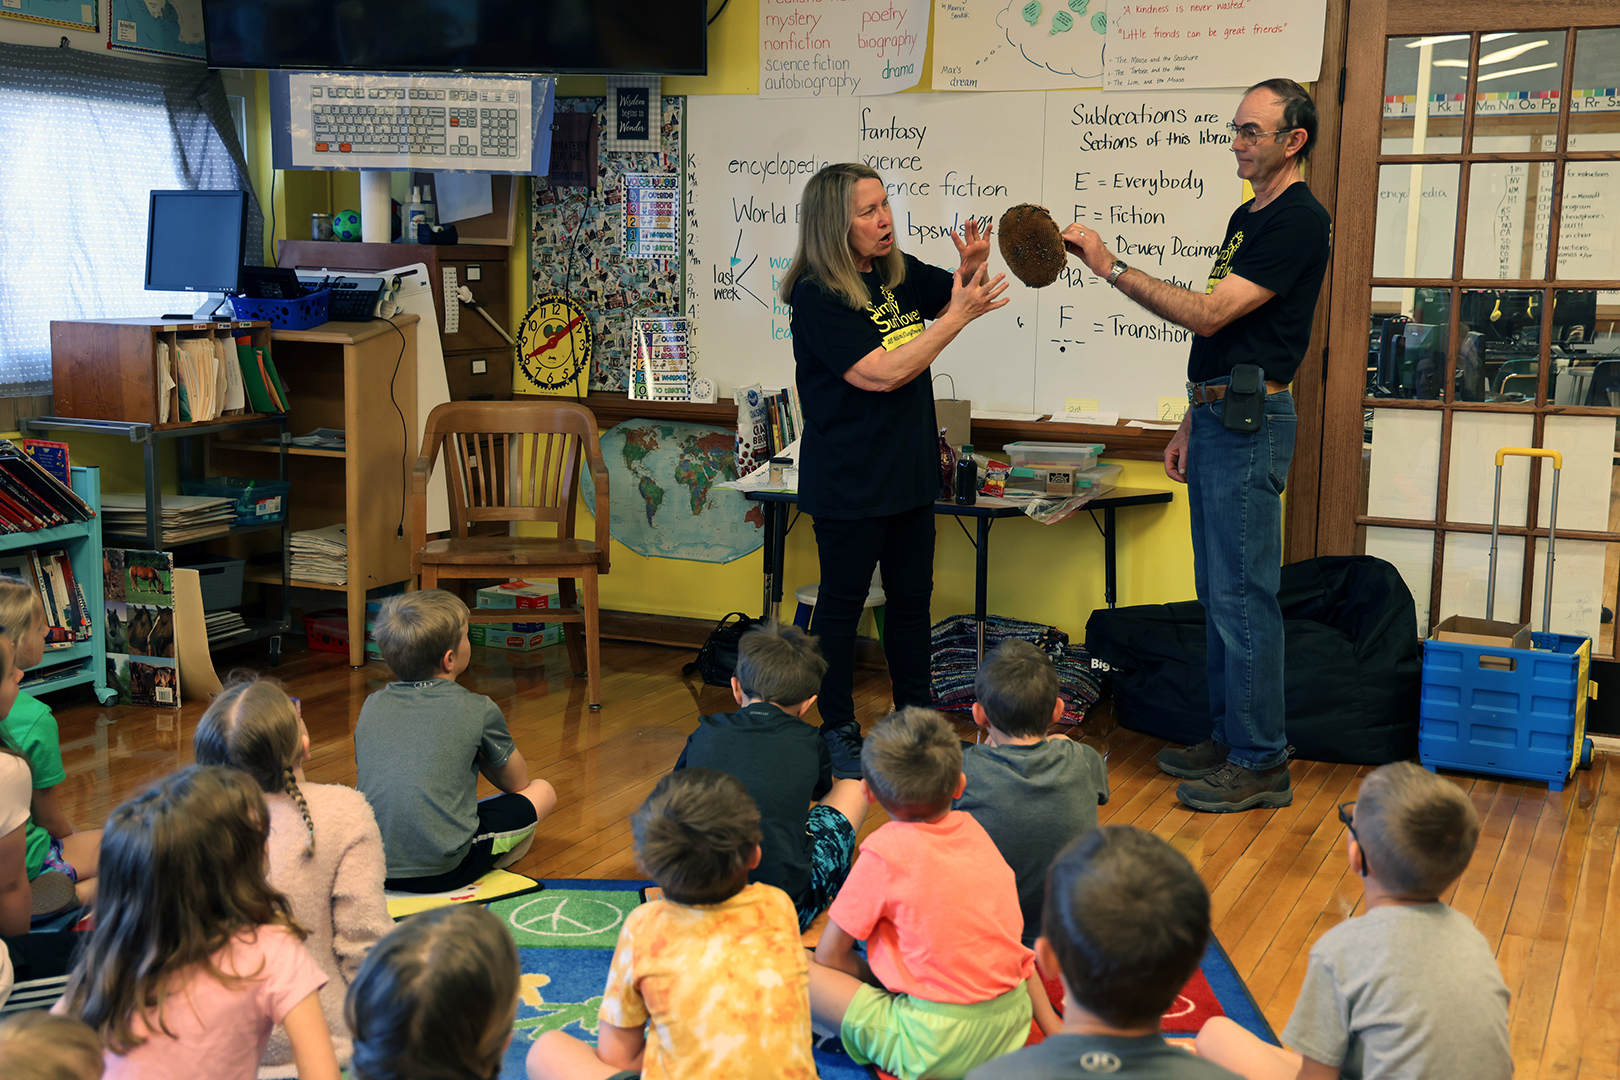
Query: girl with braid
xmin=53 ymin=765 xmax=339 ymax=1080
xmin=194 ymin=675 xmax=392 ymax=1079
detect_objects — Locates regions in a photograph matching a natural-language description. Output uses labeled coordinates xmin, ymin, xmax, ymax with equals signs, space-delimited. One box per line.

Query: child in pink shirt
xmin=54 ymin=766 xmax=337 ymax=1080
xmin=808 ymin=708 xmax=1061 ymax=1080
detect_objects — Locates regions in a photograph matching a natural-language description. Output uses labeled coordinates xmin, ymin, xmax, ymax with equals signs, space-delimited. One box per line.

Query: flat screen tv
xmin=202 ymin=0 xmax=707 ymax=75
xmin=145 ymin=189 xmax=247 ymax=296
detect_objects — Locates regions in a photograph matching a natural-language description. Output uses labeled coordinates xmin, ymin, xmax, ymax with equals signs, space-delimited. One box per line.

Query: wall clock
xmin=516 ymin=294 xmax=593 ymax=391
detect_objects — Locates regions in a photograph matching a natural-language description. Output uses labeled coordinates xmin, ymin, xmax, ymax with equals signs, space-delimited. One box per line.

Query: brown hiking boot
xmin=1176 ymin=761 xmax=1293 ymax=813
xmin=1156 ymin=738 xmax=1228 ymax=779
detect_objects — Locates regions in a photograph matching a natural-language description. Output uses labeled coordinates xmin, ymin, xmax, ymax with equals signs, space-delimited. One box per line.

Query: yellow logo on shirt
xmin=1205 ymin=230 xmax=1244 ymax=294
xmin=869 ymin=284 xmax=924 ymax=349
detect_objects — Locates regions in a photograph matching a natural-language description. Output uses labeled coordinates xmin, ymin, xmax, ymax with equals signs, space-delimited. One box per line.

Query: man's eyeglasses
xmin=1225 ymin=122 xmax=1295 ymax=145
xmin=1339 ymin=801 xmax=1368 ymax=877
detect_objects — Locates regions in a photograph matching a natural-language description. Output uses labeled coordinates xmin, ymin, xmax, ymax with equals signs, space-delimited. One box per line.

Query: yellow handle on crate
xmin=1496 ymin=447 xmax=1563 ymax=469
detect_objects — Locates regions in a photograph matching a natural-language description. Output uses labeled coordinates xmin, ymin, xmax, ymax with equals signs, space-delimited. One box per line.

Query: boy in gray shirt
xmin=955 ymin=639 xmax=1108 ymax=945
xmin=355 ymin=589 xmax=557 ymax=891
xmin=1197 ymin=761 xmax=1511 ymax=1080
xmin=967 ymin=826 xmax=1244 ymax=1080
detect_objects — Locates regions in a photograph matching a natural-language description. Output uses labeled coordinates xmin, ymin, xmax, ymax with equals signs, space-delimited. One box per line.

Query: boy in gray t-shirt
xmin=967 ymin=826 xmax=1243 ymax=1080
xmin=1197 ymin=761 xmax=1511 ymax=1080
xmin=955 ymin=639 xmax=1108 ymax=946
xmin=355 ymin=589 xmax=557 ymax=891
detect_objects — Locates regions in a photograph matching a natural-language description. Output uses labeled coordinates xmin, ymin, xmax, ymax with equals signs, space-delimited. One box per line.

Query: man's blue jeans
xmin=1186 ymin=384 xmax=1297 ymax=771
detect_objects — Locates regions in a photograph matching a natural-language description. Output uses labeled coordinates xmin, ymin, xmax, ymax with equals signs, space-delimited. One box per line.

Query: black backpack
xmin=683 ymin=612 xmax=762 ymax=687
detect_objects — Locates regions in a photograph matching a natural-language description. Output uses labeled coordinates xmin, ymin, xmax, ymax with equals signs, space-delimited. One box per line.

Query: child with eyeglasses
xmin=1195 ymin=762 xmax=1511 ymax=1080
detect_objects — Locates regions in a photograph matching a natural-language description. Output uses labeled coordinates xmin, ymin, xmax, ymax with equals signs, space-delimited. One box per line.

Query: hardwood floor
xmin=47 ymin=636 xmax=1620 ymax=1078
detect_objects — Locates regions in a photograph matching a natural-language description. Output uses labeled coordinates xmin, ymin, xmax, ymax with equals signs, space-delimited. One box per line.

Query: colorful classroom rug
xmin=488 ymin=880 xmax=1276 ymax=1080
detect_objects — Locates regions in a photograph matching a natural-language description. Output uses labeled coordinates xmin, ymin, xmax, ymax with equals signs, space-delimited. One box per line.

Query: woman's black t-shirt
xmin=789 ymin=253 xmax=954 ymax=519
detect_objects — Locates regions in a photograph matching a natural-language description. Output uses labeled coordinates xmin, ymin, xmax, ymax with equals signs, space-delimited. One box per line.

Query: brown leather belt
xmin=1187 ymin=380 xmax=1291 ymax=406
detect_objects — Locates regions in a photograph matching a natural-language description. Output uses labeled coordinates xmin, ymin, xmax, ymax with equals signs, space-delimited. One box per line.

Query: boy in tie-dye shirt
xmin=526 ymin=769 xmax=816 ymax=1080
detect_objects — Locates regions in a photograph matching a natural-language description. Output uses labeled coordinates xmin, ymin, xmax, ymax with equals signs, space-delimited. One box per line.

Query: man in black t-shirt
xmin=1064 ymin=79 xmax=1332 ymax=813
xmin=779 ymin=163 xmax=1009 ymax=778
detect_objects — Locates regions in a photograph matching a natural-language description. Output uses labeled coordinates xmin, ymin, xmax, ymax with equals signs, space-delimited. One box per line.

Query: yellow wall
xmin=103 ymin=0 xmax=1199 ymax=642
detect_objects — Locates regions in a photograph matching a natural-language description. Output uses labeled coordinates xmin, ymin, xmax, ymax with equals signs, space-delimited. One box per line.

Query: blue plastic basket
xmin=179 ymin=477 xmax=291 ymax=526
xmin=1419 ymin=631 xmax=1594 ymax=791
xmin=229 ymin=289 xmax=330 ymax=330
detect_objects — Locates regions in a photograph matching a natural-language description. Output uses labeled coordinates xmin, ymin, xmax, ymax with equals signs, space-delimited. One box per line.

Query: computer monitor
xmin=145 ymin=189 xmax=247 ymax=319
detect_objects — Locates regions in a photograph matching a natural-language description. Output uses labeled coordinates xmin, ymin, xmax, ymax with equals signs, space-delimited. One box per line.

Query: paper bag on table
xmin=936 ymin=397 xmax=972 ymax=449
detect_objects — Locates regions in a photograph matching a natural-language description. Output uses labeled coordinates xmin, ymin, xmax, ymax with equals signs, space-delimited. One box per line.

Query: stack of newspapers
xmin=290 ymin=524 xmax=348 ymax=586
xmin=102 ymin=493 xmax=236 ymax=545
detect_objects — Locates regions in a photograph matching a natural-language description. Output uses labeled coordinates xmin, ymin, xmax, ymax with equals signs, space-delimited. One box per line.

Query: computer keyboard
xmin=311 ymin=88 xmax=520 ymax=159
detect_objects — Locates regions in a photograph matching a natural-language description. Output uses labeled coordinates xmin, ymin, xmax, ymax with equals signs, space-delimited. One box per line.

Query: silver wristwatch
xmin=1106 ymin=259 xmax=1130 ymax=286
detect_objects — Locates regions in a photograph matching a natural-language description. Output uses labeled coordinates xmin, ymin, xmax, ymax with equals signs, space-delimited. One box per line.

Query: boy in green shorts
xmin=807 ymin=708 xmax=1061 ymax=1080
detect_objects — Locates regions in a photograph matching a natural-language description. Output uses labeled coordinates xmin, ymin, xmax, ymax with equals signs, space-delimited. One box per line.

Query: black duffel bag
xmin=1085 ymin=555 xmax=1421 ymax=765
xmin=683 ymin=612 xmax=763 ymax=687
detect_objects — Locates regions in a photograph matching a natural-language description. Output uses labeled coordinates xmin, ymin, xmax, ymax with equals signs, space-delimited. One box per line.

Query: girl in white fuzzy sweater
xmin=195 ymin=675 xmax=394 ymax=1079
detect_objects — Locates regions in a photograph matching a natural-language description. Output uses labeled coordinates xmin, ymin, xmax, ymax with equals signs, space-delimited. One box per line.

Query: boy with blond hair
xmin=1197 ymin=761 xmax=1511 ymax=1080
xmin=808 ymin=708 xmax=1060 ymax=1080
xmin=527 ymin=768 xmax=816 ymax=1080
xmin=957 ymin=639 xmax=1108 ymax=946
xmin=674 ymin=622 xmax=868 ymax=930
xmin=356 ymin=589 xmax=556 ymax=891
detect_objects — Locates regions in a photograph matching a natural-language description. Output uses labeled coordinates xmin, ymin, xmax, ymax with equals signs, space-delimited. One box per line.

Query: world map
xmin=582 ymin=421 xmax=765 ymax=563
xmin=109 ymin=0 xmax=205 ymax=60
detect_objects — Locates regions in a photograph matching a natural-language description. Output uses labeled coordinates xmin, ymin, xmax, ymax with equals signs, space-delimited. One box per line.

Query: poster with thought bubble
xmin=932 ymin=0 xmax=1109 ymax=92
xmin=1105 ymin=0 xmax=1325 ymax=90
xmin=761 ymin=0 xmax=929 ymax=98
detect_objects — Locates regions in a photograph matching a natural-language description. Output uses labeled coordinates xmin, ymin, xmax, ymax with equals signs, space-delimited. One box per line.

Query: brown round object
xmin=997 ymin=204 xmax=1066 ymax=288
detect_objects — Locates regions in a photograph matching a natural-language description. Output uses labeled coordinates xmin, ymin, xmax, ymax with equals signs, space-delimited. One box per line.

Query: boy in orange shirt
xmin=808 ymin=708 xmax=1062 ymax=1080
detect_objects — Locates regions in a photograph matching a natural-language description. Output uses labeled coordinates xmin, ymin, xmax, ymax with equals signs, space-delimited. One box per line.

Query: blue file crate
xmin=1419 ymin=631 xmax=1593 ymax=791
xmin=230 ymin=289 xmax=330 ymax=330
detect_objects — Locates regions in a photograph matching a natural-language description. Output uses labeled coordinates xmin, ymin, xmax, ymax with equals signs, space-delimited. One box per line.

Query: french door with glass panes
xmin=1320 ymin=3 xmax=1620 ymax=659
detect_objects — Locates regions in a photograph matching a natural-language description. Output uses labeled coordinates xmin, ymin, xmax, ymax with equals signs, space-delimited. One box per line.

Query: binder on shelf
xmin=236 ymin=336 xmax=290 ymax=414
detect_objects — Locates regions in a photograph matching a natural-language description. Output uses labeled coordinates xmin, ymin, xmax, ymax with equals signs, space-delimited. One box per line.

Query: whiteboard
xmin=686 ymin=91 xmax=1241 ymax=419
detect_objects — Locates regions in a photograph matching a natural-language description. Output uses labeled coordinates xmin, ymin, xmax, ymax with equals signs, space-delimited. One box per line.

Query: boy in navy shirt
xmin=674 ymin=623 xmax=868 ymax=930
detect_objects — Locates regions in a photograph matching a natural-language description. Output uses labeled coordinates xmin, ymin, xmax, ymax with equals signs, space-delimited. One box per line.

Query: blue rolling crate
xmin=1419 ymin=631 xmax=1595 ymax=791
xmin=1419 ymin=445 xmax=1597 ymax=792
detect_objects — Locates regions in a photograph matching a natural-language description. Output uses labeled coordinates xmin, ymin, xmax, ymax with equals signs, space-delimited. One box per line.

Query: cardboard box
xmin=1432 ymin=615 xmax=1530 ymax=670
xmin=475 ymin=581 xmax=562 ymax=612
xmin=469 ymin=623 xmax=564 ymax=651
xmin=1433 ymin=615 xmax=1531 ymax=651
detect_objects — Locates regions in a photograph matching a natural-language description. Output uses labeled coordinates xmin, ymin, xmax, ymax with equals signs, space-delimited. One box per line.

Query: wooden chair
xmin=411 ymin=400 xmax=610 ymax=707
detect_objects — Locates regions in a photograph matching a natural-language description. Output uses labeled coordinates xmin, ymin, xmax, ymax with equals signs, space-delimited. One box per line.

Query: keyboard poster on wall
xmin=269 ymin=72 xmax=555 ymax=175
xmin=622 ymin=173 xmax=681 ymax=260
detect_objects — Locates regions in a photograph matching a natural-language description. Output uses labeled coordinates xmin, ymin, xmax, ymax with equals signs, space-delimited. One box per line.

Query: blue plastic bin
xmin=230 ymin=289 xmax=330 ymax=330
xmin=1419 ymin=631 xmax=1594 ymax=791
xmin=180 ymin=477 xmax=291 ymax=526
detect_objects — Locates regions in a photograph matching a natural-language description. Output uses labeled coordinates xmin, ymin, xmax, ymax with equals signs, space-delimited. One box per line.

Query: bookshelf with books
xmin=209 ymin=318 xmax=420 ymax=667
xmin=0 ymin=465 xmax=114 ymax=704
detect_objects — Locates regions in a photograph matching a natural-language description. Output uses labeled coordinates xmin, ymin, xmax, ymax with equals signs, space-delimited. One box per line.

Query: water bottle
xmin=955 ymin=444 xmax=977 ymax=505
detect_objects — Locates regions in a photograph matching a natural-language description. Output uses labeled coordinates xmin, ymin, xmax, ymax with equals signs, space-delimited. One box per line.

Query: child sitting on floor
xmin=0 ymin=577 xmax=101 ymax=909
xmin=356 ymin=589 xmax=557 ymax=892
xmin=345 ymin=905 xmax=521 ymax=1080
xmin=808 ymin=707 xmax=1061 ymax=1080
xmin=195 ymin=674 xmax=394 ymax=1078
xmin=528 ymin=768 xmax=817 ymax=1080
xmin=674 ymin=622 xmax=868 ymax=931
xmin=956 ymin=639 xmax=1108 ymax=946
xmin=1196 ymin=761 xmax=1512 ymax=1080
xmin=54 ymin=765 xmax=339 ymax=1080
xmin=0 ymin=1011 xmax=105 ymax=1080
xmin=967 ymin=826 xmax=1243 ymax=1079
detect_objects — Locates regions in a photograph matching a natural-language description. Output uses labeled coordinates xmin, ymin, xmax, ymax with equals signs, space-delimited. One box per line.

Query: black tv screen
xmin=145 ymin=190 xmax=247 ymax=295
xmin=202 ymin=0 xmax=707 ymax=75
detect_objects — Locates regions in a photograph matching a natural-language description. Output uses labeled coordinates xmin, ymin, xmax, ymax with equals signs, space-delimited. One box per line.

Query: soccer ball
xmin=331 ymin=209 xmax=362 ymax=241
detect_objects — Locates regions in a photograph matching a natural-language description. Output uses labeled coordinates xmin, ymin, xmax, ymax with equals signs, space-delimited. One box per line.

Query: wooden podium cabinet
xmin=214 ymin=317 xmax=420 ymax=666
xmin=277 ymin=240 xmax=511 ymax=401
